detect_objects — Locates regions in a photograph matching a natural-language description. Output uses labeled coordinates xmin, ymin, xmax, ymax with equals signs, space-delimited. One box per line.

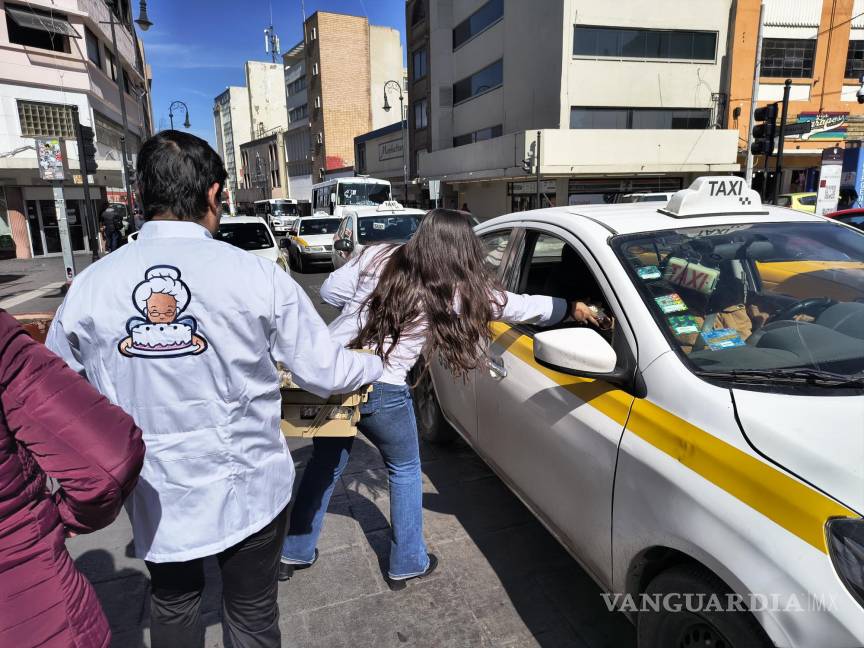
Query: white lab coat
xmin=47 ymin=220 xmax=382 ymax=562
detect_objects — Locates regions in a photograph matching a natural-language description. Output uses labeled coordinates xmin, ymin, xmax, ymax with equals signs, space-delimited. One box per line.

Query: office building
xmin=283 ymin=41 xmax=312 ymax=202
xmin=213 ymin=86 xmax=251 ymax=194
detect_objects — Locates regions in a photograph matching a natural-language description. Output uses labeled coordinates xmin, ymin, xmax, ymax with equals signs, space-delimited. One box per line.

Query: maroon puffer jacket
xmin=0 ymin=310 xmax=145 ymax=648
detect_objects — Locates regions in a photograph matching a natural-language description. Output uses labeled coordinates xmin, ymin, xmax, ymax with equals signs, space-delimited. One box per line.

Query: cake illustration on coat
xmin=118 ymin=265 xmax=208 ymax=358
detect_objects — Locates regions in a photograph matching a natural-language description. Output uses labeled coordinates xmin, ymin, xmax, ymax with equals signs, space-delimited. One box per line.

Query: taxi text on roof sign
xmin=660 ymin=176 xmax=768 ymax=219
xmin=377 ymin=200 xmax=405 ymax=211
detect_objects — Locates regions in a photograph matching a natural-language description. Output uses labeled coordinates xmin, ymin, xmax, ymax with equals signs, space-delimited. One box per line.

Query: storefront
xmin=20 ymin=186 xmax=103 ymax=257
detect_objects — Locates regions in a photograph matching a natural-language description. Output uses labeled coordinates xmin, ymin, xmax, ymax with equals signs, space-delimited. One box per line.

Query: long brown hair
xmin=349 ymin=209 xmax=504 ymax=379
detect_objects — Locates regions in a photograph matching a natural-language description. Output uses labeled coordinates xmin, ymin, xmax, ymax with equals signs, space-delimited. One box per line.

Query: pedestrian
xmin=461 ymin=202 xmax=470 ymax=213
xmin=0 ymin=309 xmax=145 ymax=648
xmin=279 ymin=208 xmax=598 ymax=589
xmin=99 ymin=204 xmax=121 ymax=252
xmin=46 ymin=130 xmax=382 ymax=648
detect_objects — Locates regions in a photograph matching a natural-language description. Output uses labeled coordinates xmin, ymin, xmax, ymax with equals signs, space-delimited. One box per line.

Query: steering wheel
xmin=766 ymin=297 xmax=836 ymax=325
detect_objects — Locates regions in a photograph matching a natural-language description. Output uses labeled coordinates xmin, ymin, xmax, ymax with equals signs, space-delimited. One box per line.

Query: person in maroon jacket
xmin=0 ymin=309 xmax=145 ymax=648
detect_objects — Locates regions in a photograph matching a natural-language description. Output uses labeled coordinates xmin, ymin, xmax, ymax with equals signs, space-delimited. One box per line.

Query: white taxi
xmin=331 ymin=201 xmax=425 ymax=269
xmin=414 ymin=177 xmax=864 ymax=647
xmin=282 ymin=215 xmax=342 ymax=273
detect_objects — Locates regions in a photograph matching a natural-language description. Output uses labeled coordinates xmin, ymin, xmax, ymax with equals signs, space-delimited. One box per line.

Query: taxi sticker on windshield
xmin=668 ymin=315 xmax=699 ymax=334
xmin=655 ymin=293 xmax=688 ymax=314
xmin=664 ymin=257 xmax=720 ymax=295
xmin=701 ymin=328 xmax=746 ymax=350
xmin=373 ymin=222 xmax=386 ymax=230
xmin=637 ymin=265 xmax=662 ymax=280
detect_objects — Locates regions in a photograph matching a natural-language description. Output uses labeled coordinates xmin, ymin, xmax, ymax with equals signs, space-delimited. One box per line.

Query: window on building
xmin=569 ymin=107 xmax=710 ymax=129
xmin=356 ymin=144 xmax=366 ymax=174
xmin=760 ymin=38 xmax=816 ymax=78
xmin=412 ymin=47 xmax=427 ymax=81
xmin=573 ymin=26 xmax=716 ymax=61
xmin=123 ymin=68 xmax=132 ymax=95
xmin=85 ymin=27 xmax=101 ymax=66
xmin=5 ymin=4 xmax=77 ymax=53
xmin=105 ymin=48 xmax=118 ymax=81
xmin=453 ymin=0 xmax=503 ymax=49
xmin=413 ymin=98 xmax=428 ymax=129
xmin=411 ymin=1 xmax=426 ymax=26
xmin=453 ymin=124 xmax=503 ymax=147
xmin=289 ymin=104 xmax=308 ymax=123
xmin=287 ymin=76 xmax=306 ymax=96
xmin=453 ymin=59 xmax=503 ymax=104
xmin=846 ymin=40 xmax=864 ymax=79
xmin=17 ymin=100 xmax=76 ymax=138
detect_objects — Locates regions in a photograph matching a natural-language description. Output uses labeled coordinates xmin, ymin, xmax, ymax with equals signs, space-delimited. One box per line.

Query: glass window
xmin=105 ymin=48 xmax=117 ymax=81
xmin=573 ymin=26 xmax=716 ymax=61
xmin=569 ymin=107 xmax=628 ymax=129
xmin=760 ymin=38 xmax=816 ymax=78
xmin=217 ymin=222 xmax=275 ymax=251
xmin=357 ymin=213 xmax=421 ymax=244
xmin=453 ymin=124 xmax=502 ymax=148
xmin=85 ymin=27 xmax=101 ymax=66
xmin=453 ymin=59 xmax=503 ymax=104
xmin=412 ymin=47 xmax=427 ymax=81
xmin=337 ymin=182 xmax=391 ymax=206
xmin=299 ymin=218 xmax=341 ymax=235
xmin=5 ymin=4 xmax=72 ymax=53
xmin=452 ymin=0 xmax=503 ymax=49
xmin=846 ymin=40 xmax=864 ymax=79
xmin=414 ymin=98 xmax=428 ymax=129
xmin=570 ymin=107 xmax=710 ymax=130
xmin=480 ymin=230 xmax=512 ymax=274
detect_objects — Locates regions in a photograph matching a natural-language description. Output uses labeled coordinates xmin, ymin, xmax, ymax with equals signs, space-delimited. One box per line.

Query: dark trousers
xmin=145 ymin=507 xmax=288 ymax=648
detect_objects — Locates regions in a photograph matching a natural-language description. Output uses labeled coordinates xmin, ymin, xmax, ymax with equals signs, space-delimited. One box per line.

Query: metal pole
xmin=773 ymin=79 xmax=792 ymax=205
xmin=745 ymin=1 xmax=766 ymax=185
xmin=535 ymin=131 xmax=541 ymax=209
xmin=169 ymin=111 xmax=174 ymax=130
xmin=73 ymin=111 xmax=99 ymax=262
xmin=53 ymin=181 xmax=76 ymax=284
xmin=400 ymin=94 xmax=408 ymax=204
xmin=108 ymin=7 xmax=136 ymax=234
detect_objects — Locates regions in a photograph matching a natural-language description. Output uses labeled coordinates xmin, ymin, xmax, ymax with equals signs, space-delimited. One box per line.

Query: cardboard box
xmin=280 ymin=372 xmax=371 ymax=438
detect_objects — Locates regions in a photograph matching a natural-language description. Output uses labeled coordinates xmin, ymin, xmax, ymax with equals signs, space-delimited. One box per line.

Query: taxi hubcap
xmin=678 ymin=621 xmax=728 ymax=648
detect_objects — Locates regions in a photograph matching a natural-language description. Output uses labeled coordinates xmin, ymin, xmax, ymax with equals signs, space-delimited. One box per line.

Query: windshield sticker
xmin=664 ymin=258 xmax=720 ymax=295
xmin=701 ymin=328 xmax=746 ymax=351
xmin=373 ymin=221 xmax=386 ymax=230
xmin=655 ymin=293 xmax=688 ymax=314
xmin=637 ymin=265 xmax=662 ymax=280
xmin=668 ymin=315 xmax=699 ymax=335
xmin=681 ymin=224 xmax=753 ymax=238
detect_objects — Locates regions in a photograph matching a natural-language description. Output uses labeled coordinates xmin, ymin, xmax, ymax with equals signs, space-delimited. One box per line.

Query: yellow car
xmin=776 ymin=192 xmax=817 ymax=213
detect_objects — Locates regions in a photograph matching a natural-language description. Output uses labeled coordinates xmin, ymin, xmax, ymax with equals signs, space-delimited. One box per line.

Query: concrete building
xmin=408 ymin=0 xmax=740 ymax=220
xmin=354 ymin=119 xmax=408 ymax=200
xmin=283 ymin=41 xmax=312 ymax=202
xmin=245 ymin=60 xmax=287 ymax=137
xmin=303 ymin=11 xmax=404 ymax=183
xmin=213 ymin=86 xmax=251 ymax=194
xmin=238 ymin=130 xmax=288 ymax=203
xmin=727 ymin=0 xmax=864 ymax=195
xmin=0 ymin=0 xmax=152 ymax=258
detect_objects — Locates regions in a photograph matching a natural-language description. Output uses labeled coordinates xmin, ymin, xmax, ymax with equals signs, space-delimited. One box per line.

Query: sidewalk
xmin=0 ymin=253 xmax=95 ymax=314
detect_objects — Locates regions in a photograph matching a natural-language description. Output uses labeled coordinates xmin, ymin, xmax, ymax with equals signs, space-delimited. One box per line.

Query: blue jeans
xmin=281 ymin=382 xmax=429 ymax=579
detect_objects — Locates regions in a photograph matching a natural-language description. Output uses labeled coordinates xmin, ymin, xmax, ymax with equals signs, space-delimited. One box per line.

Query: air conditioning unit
xmin=308 ymin=26 xmax=317 ymax=42
xmin=312 ymin=62 xmax=319 ymax=76
xmin=315 ymin=132 xmax=323 ymax=145
xmin=314 ymin=96 xmax=322 ymax=109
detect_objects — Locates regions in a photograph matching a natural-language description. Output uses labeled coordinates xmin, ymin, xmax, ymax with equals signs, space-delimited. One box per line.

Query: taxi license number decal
xmin=373 ymin=222 xmax=386 ymax=230
xmin=668 ymin=314 xmax=699 ymax=334
xmin=637 ymin=265 xmax=662 ymax=280
xmin=701 ymin=328 xmax=746 ymax=350
xmin=655 ymin=293 xmax=688 ymax=314
xmin=664 ymin=258 xmax=720 ymax=295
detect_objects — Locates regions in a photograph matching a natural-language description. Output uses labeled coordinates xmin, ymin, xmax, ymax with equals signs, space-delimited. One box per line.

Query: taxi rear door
xmin=473 ymin=224 xmax=637 ymax=584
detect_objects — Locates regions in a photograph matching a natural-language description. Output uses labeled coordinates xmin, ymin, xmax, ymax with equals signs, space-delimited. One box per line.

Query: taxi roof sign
xmin=659 ymin=176 xmax=768 ymax=218
xmin=377 ymin=200 xmax=405 ymax=211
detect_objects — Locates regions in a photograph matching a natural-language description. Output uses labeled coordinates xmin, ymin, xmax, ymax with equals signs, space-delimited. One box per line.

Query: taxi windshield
xmin=614 ymin=221 xmax=864 ymax=383
xmin=357 ymin=214 xmax=421 ymax=244
xmin=338 ymin=182 xmax=391 ymax=206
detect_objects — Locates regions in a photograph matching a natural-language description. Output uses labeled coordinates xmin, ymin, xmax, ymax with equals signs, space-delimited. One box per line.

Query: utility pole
xmin=535 ymin=131 xmax=542 ymax=209
xmin=773 ymin=79 xmax=792 ymax=205
xmin=72 ymin=106 xmax=99 ymax=262
xmin=745 ymin=1 xmax=766 ymax=186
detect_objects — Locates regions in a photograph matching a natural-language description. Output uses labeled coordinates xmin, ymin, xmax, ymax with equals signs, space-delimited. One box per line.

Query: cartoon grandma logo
xmin=118 ymin=265 xmax=208 ymax=358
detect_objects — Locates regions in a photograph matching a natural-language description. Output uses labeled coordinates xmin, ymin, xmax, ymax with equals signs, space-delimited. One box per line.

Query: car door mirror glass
xmin=334 ymin=238 xmax=354 ymax=252
xmin=533 ymin=328 xmax=617 ymax=375
xmin=279 ymin=238 xmax=291 ymax=250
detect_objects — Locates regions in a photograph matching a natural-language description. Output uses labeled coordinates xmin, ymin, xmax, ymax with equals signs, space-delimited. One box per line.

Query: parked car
xmin=776 ymin=192 xmax=817 ymax=213
xmin=826 ymin=207 xmax=864 ymax=231
xmin=282 ymin=215 xmax=342 ymax=273
xmin=331 ymin=201 xmax=425 ymax=269
xmin=413 ymin=176 xmax=864 ymax=648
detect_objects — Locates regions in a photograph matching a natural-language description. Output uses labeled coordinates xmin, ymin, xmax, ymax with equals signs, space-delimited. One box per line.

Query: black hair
xmin=136 ymin=130 xmax=228 ymax=221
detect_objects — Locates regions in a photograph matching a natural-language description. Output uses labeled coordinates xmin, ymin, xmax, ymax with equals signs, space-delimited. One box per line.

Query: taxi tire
xmin=410 ymin=362 xmax=457 ymax=445
xmin=638 ymin=564 xmax=774 ymax=648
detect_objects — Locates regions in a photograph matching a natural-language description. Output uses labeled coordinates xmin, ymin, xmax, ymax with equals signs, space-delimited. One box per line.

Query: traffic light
xmin=78 ymin=124 xmax=98 ymax=173
xmin=521 ymin=156 xmax=533 ymax=174
xmin=750 ymin=103 xmax=778 ymax=156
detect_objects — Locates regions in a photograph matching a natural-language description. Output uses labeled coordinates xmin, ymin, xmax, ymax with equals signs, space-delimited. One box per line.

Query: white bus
xmin=253 ymin=199 xmax=304 ymax=234
xmin=311 ymin=177 xmax=392 ymax=218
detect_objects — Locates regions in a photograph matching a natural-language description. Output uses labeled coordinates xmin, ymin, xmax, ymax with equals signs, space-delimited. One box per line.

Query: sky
xmin=140 ymin=0 xmax=407 ymax=147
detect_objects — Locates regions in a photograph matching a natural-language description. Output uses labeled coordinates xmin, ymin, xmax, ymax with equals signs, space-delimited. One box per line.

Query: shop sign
xmin=379 ymin=138 xmax=403 ymax=161
xmin=815 ymin=146 xmax=844 ymax=217
xmin=36 ymin=138 xmax=65 ymax=181
xmin=786 ymin=112 xmax=848 ymax=141
xmin=510 ymin=180 xmax=557 ymax=195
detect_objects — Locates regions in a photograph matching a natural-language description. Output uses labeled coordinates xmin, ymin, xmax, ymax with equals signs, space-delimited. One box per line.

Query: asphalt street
xmin=2 ymin=253 xmax=636 ymax=647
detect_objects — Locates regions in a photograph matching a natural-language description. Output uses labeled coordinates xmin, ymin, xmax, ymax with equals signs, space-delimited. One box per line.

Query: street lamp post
xmin=168 ymin=101 xmax=191 ymax=130
xmin=382 ymin=80 xmax=408 ymax=204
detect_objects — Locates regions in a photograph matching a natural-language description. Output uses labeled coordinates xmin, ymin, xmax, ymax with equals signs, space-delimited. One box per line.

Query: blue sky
xmin=140 ymin=0 xmax=407 ymax=146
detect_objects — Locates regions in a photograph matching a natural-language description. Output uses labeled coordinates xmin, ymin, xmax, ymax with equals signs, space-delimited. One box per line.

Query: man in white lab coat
xmin=47 ymin=130 xmax=383 ymax=648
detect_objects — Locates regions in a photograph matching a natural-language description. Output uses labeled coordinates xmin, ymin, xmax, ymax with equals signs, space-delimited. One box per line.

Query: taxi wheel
xmin=410 ymin=362 xmax=456 ymax=445
xmin=638 ymin=564 xmax=774 ymax=648
xmin=295 ymin=253 xmax=306 ymax=274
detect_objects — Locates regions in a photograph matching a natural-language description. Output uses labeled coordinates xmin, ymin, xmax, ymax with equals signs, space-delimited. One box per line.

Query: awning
xmin=5 ymin=6 xmax=81 ymax=38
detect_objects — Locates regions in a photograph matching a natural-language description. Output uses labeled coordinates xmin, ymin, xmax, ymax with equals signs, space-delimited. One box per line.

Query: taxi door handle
xmin=488 ymin=356 xmax=507 ymax=379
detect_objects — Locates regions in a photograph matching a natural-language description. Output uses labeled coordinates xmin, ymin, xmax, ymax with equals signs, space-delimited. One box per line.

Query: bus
xmin=254 ymin=199 xmax=303 ymax=234
xmin=311 ymin=177 xmax=392 ymax=218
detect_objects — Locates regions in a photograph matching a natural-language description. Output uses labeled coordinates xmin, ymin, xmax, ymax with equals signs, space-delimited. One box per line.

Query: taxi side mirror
xmin=334 ymin=238 xmax=354 ymax=252
xmin=279 ymin=239 xmax=291 ymax=250
xmin=533 ymin=328 xmax=617 ymax=375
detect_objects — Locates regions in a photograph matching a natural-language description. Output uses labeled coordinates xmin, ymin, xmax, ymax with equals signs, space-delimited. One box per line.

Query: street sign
xmin=428 ymin=179 xmax=441 ymax=201
xmin=782 ymin=121 xmax=813 ymax=137
xmin=36 ymin=138 xmax=65 ymax=181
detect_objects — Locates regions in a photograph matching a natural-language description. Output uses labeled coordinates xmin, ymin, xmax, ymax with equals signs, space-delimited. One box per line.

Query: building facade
xmin=245 ymin=60 xmax=287 ymax=138
xmin=0 ymin=0 xmax=151 ymax=258
xmin=354 ymin=120 xmax=408 ymax=200
xmin=213 ymin=86 xmax=251 ymax=194
xmin=727 ymin=0 xmax=864 ymax=195
xmin=409 ymin=0 xmax=740 ymax=220
xmin=238 ymin=131 xmax=288 ymax=203
xmin=303 ymin=11 xmax=404 ymax=183
xmin=283 ymin=41 xmax=312 ymax=202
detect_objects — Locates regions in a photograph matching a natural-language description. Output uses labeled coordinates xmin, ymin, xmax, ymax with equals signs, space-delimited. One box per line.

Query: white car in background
xmin=283 ymin=215 xmax=342 ymax=273
xmin=331 ymin=201 xmax=425 ymax=269
xmin=216 ymin=216 xmax=288 ymax=272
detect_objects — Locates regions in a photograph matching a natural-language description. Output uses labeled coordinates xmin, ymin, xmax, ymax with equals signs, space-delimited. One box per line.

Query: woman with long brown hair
xmin=279 ymin=209 xmax=598 ymax=588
